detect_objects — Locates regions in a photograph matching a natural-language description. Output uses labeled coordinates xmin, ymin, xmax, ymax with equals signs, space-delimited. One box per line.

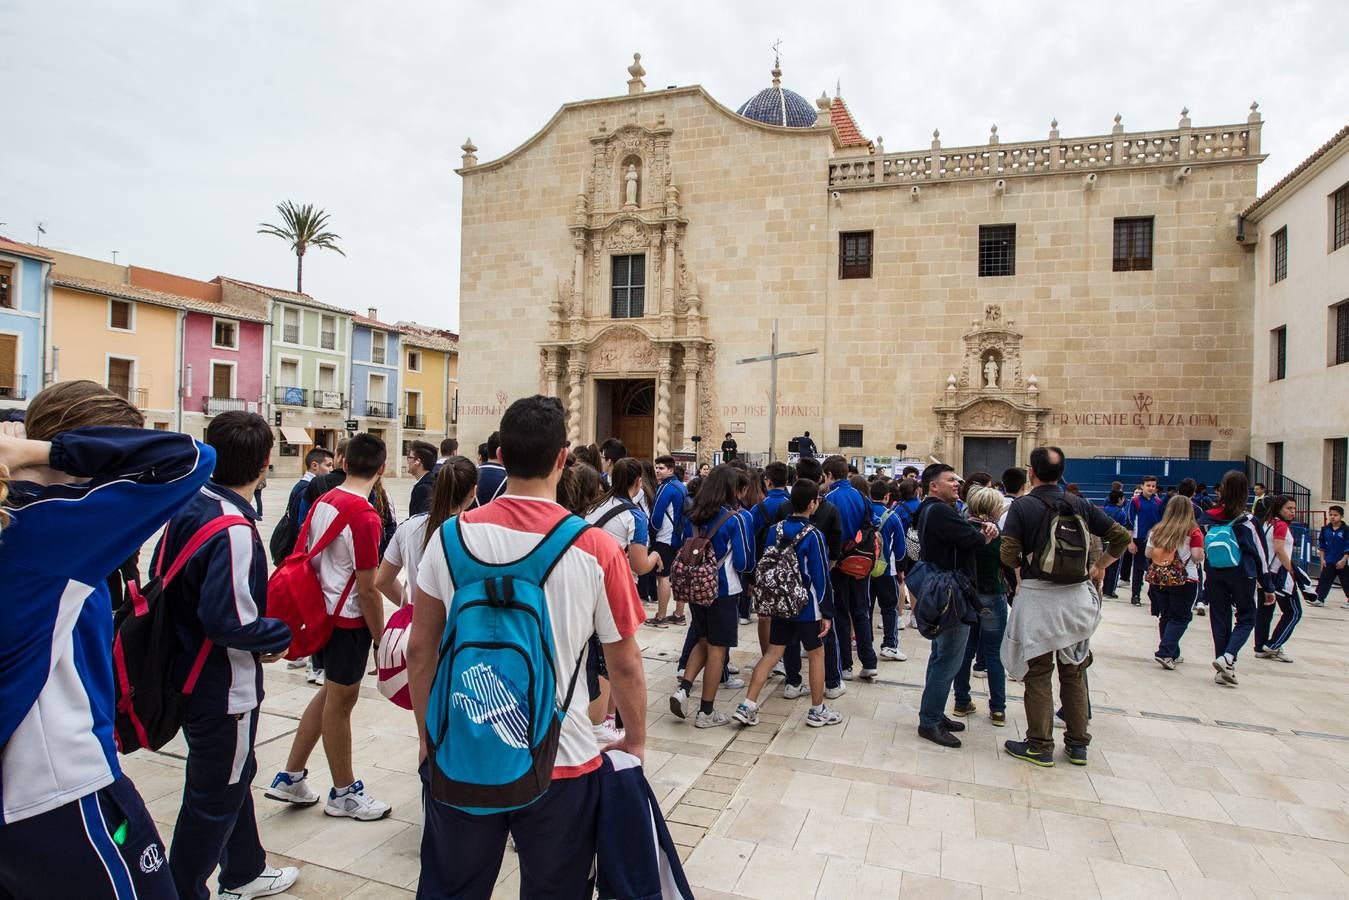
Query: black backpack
xmin=269 ymin=511 xmax=297 ymax=567
xmin=1031 ymin=493 xmax=1091 ymax=584
xmin=905 ymin=507 xmax=978 ymax=639
xmin=113 ymin=516 xmax=251 ymax=754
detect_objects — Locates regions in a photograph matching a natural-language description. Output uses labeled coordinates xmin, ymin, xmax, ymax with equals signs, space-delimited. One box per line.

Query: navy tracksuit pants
xmin=831 ymin=570 xmax=877 ymax=671
xmin=169 ymin=707 xmax=267 ymax=900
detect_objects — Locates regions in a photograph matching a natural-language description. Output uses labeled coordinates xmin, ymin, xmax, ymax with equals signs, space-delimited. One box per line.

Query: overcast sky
xmin=4 ymin=1 xmax=1345 ymax=331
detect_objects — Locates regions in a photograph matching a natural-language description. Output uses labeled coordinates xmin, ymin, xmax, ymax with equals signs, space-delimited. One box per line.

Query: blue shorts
xmin=770 ymin=617 xmax=824 ymax=652
xmin=690 ymin=594 xmax=740 ymax=647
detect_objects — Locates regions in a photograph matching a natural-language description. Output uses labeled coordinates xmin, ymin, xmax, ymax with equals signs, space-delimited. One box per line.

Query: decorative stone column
xmin=567 ymin=360 xmax=586 ymax=447
xmin=681 ymin=345 xmax=700 ymax=449
xmin=942 ymin=412 xmax=958 ymax=464
xmin=544 ymin=347 xmax=562 ymax=400
xmin=655 ymin=353 xmax=673 ymax=455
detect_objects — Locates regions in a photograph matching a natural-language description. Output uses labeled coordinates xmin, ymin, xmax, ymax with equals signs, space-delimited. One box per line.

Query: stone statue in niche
xmin=983 ymin=356 xmax=1000 ymax=389
xmin=624 ymin=164 xmax=639 ymax=207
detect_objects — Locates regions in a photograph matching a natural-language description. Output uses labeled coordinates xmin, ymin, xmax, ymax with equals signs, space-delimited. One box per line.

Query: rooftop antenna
xmin=111 ymin=251 xmax=119 ymax=264
xmin=35 ymin=222 xmax=47 ymax=246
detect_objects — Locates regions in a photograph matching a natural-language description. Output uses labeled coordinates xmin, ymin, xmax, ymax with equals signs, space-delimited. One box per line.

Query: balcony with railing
xmin=203 ymin=396 xmax=248 ymax=416
xmin=107 ymin=383 xmax=149 ymax=408
xmin=0 ymin=374 xmax=27 ymax=401
xmin=282 ymin=324 xmax=300 ymax=343
xmin=371 ymin=346 xmax=386 ymax=365
xmin=365 ymin=400 xmax=394 ymax=419
xmin=405 ymin=414 xmax=426 ymax=430
xmin=314 ymin=391 xmax=344 ymax=410
xmin=274 ymin=386 xmax=308 ymax=407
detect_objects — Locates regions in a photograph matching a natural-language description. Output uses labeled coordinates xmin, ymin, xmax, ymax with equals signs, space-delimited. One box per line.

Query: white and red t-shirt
xmin=1146 ymin=527 xmax=1205 ymax=582
xmin=307 ymin=486 xmax=382 ymax=627
xmin=1265 ymin=518 xmax=1293 ymax=582
xmin=416 ymin=495 xmax=644 ymax=779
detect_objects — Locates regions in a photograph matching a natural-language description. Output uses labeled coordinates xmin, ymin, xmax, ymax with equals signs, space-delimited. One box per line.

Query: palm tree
xmin=257 ymin=201 xmax=345 ymax=293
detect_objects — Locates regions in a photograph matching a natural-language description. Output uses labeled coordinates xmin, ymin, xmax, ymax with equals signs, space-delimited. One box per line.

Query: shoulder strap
xmin=295 ymin=497 xmax=374 ymax=560
xmin=157 ymin=515 xmax=255 ymax=586
xmin=441 ymin=514 xmax=592 ymax=587
xmin=593 ymin=499 xmax=638 ymax=530
xmin=786 ymin=522 xmax=814 ymax=551
xmin=879 ymin=507 xmax=896 ymax=529
xmin=702 ymin=510 xmax=735 ymax=541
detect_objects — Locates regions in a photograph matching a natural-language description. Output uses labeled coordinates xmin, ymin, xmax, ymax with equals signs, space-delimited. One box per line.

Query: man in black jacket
xmin=915 ymin=463 xmax=997 ymax=748
xmin=779 ymin=457 xmax=845 ymax=698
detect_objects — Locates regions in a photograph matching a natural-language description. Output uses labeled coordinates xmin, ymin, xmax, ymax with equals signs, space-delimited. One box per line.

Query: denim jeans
xmin=918 ymin=622 xmax=970 ymax=728
xmin=954 ymin=593 xmax=1008 ymax=712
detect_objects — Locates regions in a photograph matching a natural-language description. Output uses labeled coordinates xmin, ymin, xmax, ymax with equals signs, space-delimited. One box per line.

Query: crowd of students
xmin=4 ymin=379 xmax=1348 ymax=899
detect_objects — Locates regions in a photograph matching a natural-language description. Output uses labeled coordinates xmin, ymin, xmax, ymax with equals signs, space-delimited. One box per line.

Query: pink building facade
xmin=181 ymin=311 xmax=269 ymax=435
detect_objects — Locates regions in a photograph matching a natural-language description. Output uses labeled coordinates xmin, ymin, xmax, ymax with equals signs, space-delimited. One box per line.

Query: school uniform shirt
xmin=474 ymin=461 xmax=508 ymax=508
xmin=307 ymin=486 xmax=383 ymax=627
xmin=385 ymin=514 xmax=431 ymax=599
xmin=749 ymin=488 xmax=791 ymax=558
xmin=0 ymin=428 xmax=214 ymax=824
xmin=767 ymin=516 xmax=831 ymax=621
xmin=415 ymin=495 xmax=644 ymax=780
xmin=286 ymin=472 xmax=314 ymax=521
xmin=824 ymin=480 xmax=870 ymax=541
xmin=1319 ymin=523 xmax=1349 ymax=566
xmin=899 ymin=498 xmax=922 ymax=529
xmin=651 ymin=476 xmax=688 ymax=547
xmin=1145 ymin=527 xmax=1205 ymax=583
xmin=1127 ymin=494 xmax=1166 ymax=541
xmin=585 ymin=497 xmax=650 ymax=563
xmin=298 ymin=469 xmax=347 ymax=524
xmin=408 ymin=471 xmax=435 ymax=516
xmin=1199 ymin=507 xmax=1274 ymax=586
xmin=681 ymin=506 xmax=753 ymax=597
xmin=872 ymin=501 xmax=907 ymax=572
xmin=1264 ymin=518 xmax=1297 ymax=594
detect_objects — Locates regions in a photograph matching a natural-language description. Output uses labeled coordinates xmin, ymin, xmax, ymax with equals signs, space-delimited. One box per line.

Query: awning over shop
xmin=280 ymin=426 xmax=312 ymax=445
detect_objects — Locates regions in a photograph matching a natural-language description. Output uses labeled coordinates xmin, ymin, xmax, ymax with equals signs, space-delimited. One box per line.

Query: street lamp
xmin=690 ymin=435 xmax=702 ymax=465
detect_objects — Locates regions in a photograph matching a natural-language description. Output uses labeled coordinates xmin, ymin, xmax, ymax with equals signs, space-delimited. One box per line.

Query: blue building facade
xmin=351 ymin=313 xmax=402 ymax=465
xmin=0 ymin=239 xmax=52 ymax=409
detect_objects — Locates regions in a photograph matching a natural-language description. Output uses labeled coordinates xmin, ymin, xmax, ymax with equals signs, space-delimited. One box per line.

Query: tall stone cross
xmin=736 ymin=318 xmax=818 ymax=462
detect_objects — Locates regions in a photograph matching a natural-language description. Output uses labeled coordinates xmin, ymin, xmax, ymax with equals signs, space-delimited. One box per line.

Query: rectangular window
xmin=1188 ymin=440 xmax=1211 ymax=461
xmin=1268 ymin=441 xmax=1285 ymax=475
xmin=211 ymin=363 xmax=233 ymax=399
xmin=282 ymin=308 xmax=300 ymax=343
xmin=1335 ymin=302 xmax=1349 ymax=366
xmin=407 ymin=349 xmax=422 ymax=372
xmin=212 ymin=319 xmax=237 ymax=349
xmin=1334 ymin=183 xmax=1349 ymax=252
xmin=279 ymin=359 xmax=299 ymax=388
xmin=838 ymin=426 xmax=864 ymax=448
xmin=371 ymin=331 xmax=386 ymax=365
xmin=0 ymin=263 xmax=13 ymax=309
xmin=1112 ymin=217 xmax=1154 ymax=271
xmin=107 ymin=357 xmax=134 ymax=399
xmin=317 ymin=364 xmax=336 ymax=392
xmin=839 ymin=231 xmax=873 ymax=279
xmin=978 ymin=225 xmax=1016 ymax=277
xmin=1270 ymin=326 xmax=1287 ymax=381
xmin=108 ymin=299 xmax=132 ymax=331
xmin=320 ymin=315 xmax=337 ymax=350
xmin=1329 ymin=438 xmax=1348 ymax=501
xmin=610 ymin=254 xmax=646 ymax=318
xmin=0 ymin=333 xmax=17 ymax=397
xmin=1272 ymin=226 xmax=1288 ymax=283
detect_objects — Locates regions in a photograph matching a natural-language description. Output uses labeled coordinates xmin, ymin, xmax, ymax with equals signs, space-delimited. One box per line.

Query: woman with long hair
xmin=669 ymin=465 xmax=753 ymax=728
xmin=1201 ymin=470 xmax=1275 ymax=687
xmin=375 ymin=457 xmax=477 ymax=607
xmin=557 ymin=462 xmax=603 ymax=515
xmin=1146 ymin=494 xmax=1205 ymax=669
xmin=635 ymin=460 xmax=659 ymax=604
xmin=1254 ymin=495 xmax=1302 ymax=663
xmin=952 ymin=486 xmax=1009 ymax=725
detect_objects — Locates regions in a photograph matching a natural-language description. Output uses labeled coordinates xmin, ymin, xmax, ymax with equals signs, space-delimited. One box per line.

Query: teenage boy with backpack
xmin=776 ymin=456 xmax=845 ymax=698
xmin=733 ymin=479 xmax=843 ymax=728
xmin=266 ymin=434 xmax=390 ymax=820
xmin=870 ymin=480 xmax=908 ymax=661
xmin=271 ymin=447 xmax=334 ymax=566
xmin=406 ymin=396 xmax=647 ymax=898
xmin=1315 ymin=505 xmax=1349 ymax=607
xmin=1125 ymin=476 xmax=1165 ymax=605
xmin=821 ymin=455 xmax=877 ymax=681
xmin=157 ymin=412 xmax=298 ymax=900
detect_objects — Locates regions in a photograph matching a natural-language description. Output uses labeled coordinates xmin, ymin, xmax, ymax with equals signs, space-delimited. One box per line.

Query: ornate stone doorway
xmin=596 ymin=378 xmax=655 ymax=460
xmin=962 ymin=436 xmax=1017 ymax=479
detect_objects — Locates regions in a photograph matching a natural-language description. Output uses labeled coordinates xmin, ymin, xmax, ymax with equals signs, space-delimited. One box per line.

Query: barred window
xmin=1272 ymin=227 xmax=1288 ymax=283
xmin=978 ymin=225 xmax=1015 ymax=277
xmin=839 ymin=231 xmax=873 ymax=279
xmin=611 ymin=254 xmax=646 ymax=319
xmin=1188 ymin=440 xmax=1211 ymax=461
xmin=1113 ymin=217 xmax=1154 ymax=271
xmin=838 ymin=426 xmax=863 ymax=448
xmin=1333 ymin=184 xmax=1349 ymax=252
xmin=1335 ymin=302 xmax=1349 ymax=366
xmin=1330 ymin=438 xmax=1348 ymax=501
xmin=1271 ymin=326 xmax=1287 ymax=381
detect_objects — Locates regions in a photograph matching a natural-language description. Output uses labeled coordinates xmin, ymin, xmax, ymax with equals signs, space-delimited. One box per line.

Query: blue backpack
xmin=425 ymin=515 xmax=591 ymax=814
xmin=1204 ymin=516 xmax=1243 ymax=569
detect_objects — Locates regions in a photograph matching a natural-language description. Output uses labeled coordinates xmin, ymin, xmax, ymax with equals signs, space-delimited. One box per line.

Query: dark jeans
xmin=1205 ymin=566 xmax=1257 ymax=660
xmin=1255 ymin=591 xmax=1302 ymax=651
xmin=1154 ymin=581 xmax=1196 ymax=659
xmin=873 ymin=573 xmax=900 ymax=649
xmin=954 ymin=593 xmax=1008 ymax=712
xmin=918 ymin=622 xmax=970 ymax=728
xmin=1025 ymin=651 xmax=1092 ymax=753
xmin=1316 ymin=564 xmax=1349 ymax=602
xmin=831 ymin=571 xmax=876 ymax=671
xmin=170 ymin=708 xmax=267 ymax=900
xmin=784 ymin=619 xmax=841 ymax=688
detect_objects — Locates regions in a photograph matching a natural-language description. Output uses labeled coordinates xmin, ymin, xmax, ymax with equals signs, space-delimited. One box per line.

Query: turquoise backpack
xmin=425 ymin=515 xmax=590 ymax=814
xmin=1203 ymin=515 xmax=1244 ymax=569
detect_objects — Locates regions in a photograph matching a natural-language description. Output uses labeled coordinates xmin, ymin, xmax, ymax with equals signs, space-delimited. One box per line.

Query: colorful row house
xmin=351 ymin=308 xmax=402 ymax=453
xmin=399 ymin=325 xmax=459 ymax=457
xmin=0 ymin=238 xmax=52 ymax=408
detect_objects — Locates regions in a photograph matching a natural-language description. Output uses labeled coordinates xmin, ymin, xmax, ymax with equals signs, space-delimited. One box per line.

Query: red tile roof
xmin=829 ymin=96 xmax=870 ymax=147
xmin=52 ymin=274 xmax=269 ymax=322
xmin=0 ymin=237 xmax=53 ymax=261
xmin=352 ymin=313 xmax=400 ymax=331
xmin=1243 ymin=123 xmax=1349 ymax=219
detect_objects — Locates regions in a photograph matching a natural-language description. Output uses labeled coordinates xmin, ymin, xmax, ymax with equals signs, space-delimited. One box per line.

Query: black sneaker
xmin=1004 ymin=740 xmax=1054 ymax=767
xmin=941 ymin=715 xmax=966 ymax=733
xmin=918 ymin=724 xmax=962 ymax=748
xmin=1065 ymin=745 xmax=1088 ymax=766
xmin=1130 ymin=596 xmax=1142 ymax=606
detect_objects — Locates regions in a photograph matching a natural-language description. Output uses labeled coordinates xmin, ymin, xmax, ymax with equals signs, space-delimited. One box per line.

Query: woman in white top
xmin=1255 ymin=495 xmax=1302 ymax=662
xmin=1146 ymin=495 xmax=1205 ymax=669
xmin=375 ymin=456 xmax=477 ymax=607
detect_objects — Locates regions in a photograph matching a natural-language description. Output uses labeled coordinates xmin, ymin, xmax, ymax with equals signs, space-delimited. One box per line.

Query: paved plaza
xmin=129 ymin=476 xmax=1349 ymax=899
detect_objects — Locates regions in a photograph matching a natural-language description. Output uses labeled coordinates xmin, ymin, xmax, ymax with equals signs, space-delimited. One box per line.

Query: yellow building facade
xmin=399 ymin=327 xmax=459 ymax=452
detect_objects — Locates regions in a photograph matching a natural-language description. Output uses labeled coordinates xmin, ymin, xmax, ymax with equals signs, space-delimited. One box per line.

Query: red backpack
xmin=268 ymin=500 xmax=373 ymax=659
xmin=113 ymin=515 xmax=253 ymax=754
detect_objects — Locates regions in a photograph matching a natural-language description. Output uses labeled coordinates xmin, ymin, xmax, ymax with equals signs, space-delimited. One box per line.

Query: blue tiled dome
xmin=736 ymin=63 xmax=817 ymax=128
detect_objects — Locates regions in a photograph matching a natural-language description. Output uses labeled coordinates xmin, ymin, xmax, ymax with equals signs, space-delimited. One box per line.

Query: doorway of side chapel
xmin=594 ymin=378 xmax=655 ymax=461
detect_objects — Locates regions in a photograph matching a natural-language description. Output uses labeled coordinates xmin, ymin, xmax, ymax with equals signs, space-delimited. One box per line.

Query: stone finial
xmin=874 ymin=135 xmax=885 ymax=155
xmin=1049 ymin=118 xmax=1060 ymax=139
xmin=931 ymin=128 xmax=941 ymax=151
xmin=460 ymin=138 xmax=478 ymax=167
xmin=816 ymin=91 xmax=831 ymax=127
xmin=1248 ymin=100 xmax=1261 ymax=123
xmin=946 ymin=373 xmax=958 ymax=393
xmin=1028 ymin=374 xmax=1039 ymax=394
xmin=1112 ymin=113 xmax=1124 ymax=134
xmin=1179 ymin=106 xmax=1191 ymax=128
xmin=627 ymin=52 xmax=646 ymax=95
xmin=771 ymin=59 xmax=782 ymax=88
xmin=988 ymin=123 xmax=999 ymax=145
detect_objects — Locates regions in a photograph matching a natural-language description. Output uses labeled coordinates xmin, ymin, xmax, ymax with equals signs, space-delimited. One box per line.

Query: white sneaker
xmin=732 ymin=701 xmax=759 ymax=726
xmin=306 ymin=664 xmax=324 ymax=685
xmin=218 ymin=865 xmax=300 ymax=899
xmin=592 ymin=718 xmax=624 ymax=744
xmin=840 ymin=669 xmax=855 ymax=681
xmin=285 ymin=657 xmax=308 ymax=669
xmin=858 ymin=668 xmax=878 ymax=680
xmin=1271 ymin=648 xmax=1295 ymax=663
xmin=824 ymin=683 xmax=847 ymax=700
xmin=324 ymin=781 xmax=392 ymax=820
xmin=897 ymin=616 xmax=907 ymax=630
xmin=264 ymin=770 xmax=319 ymax=806
xmin=695 ymin=709 xmax=731 ymax=728
xmin=724 ymin=663 xmax=740 ymax=675
xmin=806 ymin=705 xmax=844 ymax=728
xmin=1212 ymin=655 xmax=1238 ymax=684
xmin=770 ymin=660 xmax=787 ymax=678
xmin=738 ymin=616 xmax=751 ymax=625
xmin=669 ymin=687 xmax=688 ymax=719
xmin=879 ymin=646 xmax=907 ymax=661
xmin=782 ymin=682 xmax=808 ymax=699
xmin=720 ymin=676 xmax=746 ymax=690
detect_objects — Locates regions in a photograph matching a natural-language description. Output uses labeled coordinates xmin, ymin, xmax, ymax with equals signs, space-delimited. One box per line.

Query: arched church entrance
xmin=595 ymin=378 xmax=656 ymax=460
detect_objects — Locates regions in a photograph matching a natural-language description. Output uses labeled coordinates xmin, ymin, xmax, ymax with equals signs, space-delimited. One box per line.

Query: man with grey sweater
xmin=999 ymin=446 xmax=1130 ymax=768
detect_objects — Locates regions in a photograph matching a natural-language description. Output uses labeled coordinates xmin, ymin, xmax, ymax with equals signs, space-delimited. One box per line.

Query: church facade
xmin=455 ymin=54 xmax=1265 ymax=474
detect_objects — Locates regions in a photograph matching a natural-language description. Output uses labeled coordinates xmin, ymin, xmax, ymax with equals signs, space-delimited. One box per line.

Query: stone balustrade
xmin=828 ymin=114 xmax=1263 ymax=189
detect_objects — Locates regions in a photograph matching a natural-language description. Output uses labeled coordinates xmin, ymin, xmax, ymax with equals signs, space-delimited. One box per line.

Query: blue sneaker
xmin=264 ymin=769 xmax=320 ymax=805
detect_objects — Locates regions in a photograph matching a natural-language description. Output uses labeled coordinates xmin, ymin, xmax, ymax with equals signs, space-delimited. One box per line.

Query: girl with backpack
xmin=668 ymin=465 xmax=753 ymax=728
xmin=1146 ymin=495 xmax=1205 ymax=669
xmin=1200 ymin=471 xmax=1275 ymax=687
xmin=1254 ymin=495 xmax=1302 ymax=664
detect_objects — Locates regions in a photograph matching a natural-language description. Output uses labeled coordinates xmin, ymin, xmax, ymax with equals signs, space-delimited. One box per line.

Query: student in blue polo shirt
xmin=821 ymin=455 xmax=876 ymax=680
xmin=1315 ymin=505 xmax=1349 ymax=607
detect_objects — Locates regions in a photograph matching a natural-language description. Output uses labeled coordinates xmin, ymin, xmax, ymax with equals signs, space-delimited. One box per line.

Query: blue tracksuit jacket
xmin=681 ymin=505 xmax=752 ymax=596
xmin=651 ymin=476 xmax=688 ymax=547
xmin=1320 ymin=523 xmax=1349 ymax=566
xmin=765 ymin=516 xmax=832 ymax=620
xmin=872 ymin=501 xmax=907 ymax=571
xmin=750 ymin=488 xmax=791 ymax=557
xmin=1126 ymin=493 xmax=1166 ymax=540
xmin=824 ymin=480 xmax=870 ymax=540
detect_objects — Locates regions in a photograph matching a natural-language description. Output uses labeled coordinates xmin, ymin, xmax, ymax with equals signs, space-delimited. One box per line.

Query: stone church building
xmin=454 ymin=53 xmax=1265 ymax=474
